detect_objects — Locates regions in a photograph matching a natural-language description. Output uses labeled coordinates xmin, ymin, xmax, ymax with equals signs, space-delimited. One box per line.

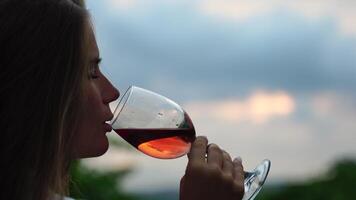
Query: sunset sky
xmin=83 ymin=0 xmax=356 ymax=192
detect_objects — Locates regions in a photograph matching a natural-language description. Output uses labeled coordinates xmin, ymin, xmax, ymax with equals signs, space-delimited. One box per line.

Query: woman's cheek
xmin=71 ymin=82 xmax=108 ymax=158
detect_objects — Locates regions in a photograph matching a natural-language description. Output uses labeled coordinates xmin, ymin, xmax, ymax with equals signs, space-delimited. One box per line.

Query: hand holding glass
xmin=111 ymin=86 xmax=271 ymax=200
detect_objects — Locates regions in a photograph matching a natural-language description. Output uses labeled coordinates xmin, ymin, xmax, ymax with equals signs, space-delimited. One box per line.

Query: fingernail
xmin=200 ymin=135 xmax=207 ymax=139
xmin=197 ymin=135 xmax=208 ymax=141
xmin=208 ymin=143 xmax=218 ymax=149
xmin=233 ymin=157 xmax=242 ymax=163
xmin=222 ymin=151 xmax=231 ymax=159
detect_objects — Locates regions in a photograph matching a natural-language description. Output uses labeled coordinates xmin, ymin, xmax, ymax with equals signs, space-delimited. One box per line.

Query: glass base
xmin=242 ymin=159 xmax=271 ymax=200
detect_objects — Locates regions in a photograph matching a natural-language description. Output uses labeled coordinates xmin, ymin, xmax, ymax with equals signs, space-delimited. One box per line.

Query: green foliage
xmin=69 ymin=161 xmax=137 ymax=200
xmin=69 ymin=157 xmax=356 ymax=200
xmin=258 ymin=159 xmax=356 ymax=200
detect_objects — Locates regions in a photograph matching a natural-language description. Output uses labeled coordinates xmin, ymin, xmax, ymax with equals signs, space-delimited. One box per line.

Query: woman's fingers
xmin=222 ymin=151 xmax=234 ymax=176
xmin=233 ymin=157 xmax=244 ymax=181
xmin=183 ymin=137 xmax=245 ymax=200
xmin=188 ymin=136 xmax=208 ymax=164
xmin=207 ymin=144 xmax=223 ymax=168
xmin=189 ymin=137 xmax=242 ymax=182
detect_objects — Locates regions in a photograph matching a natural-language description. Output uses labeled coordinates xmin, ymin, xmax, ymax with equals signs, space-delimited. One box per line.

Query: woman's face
xmin=72 ymin=28 xmax=120 ymax=159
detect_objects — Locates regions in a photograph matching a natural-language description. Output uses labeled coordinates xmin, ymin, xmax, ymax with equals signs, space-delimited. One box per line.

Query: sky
xmin=83 ymin=0 xmax=356 ymax=193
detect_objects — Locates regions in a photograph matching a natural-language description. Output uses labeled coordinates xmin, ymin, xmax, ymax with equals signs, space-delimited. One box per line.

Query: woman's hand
xmin=180 ymin=136 xmax=245 ymax=200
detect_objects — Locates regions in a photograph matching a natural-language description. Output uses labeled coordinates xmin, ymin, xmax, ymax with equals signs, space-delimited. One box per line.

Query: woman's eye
xmin=89 ymin=65 xmax=99 ymax=79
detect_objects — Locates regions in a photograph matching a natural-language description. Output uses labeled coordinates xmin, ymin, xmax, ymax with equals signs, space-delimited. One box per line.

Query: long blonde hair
xmin=0 ymin=0 xmax=90 ymax=199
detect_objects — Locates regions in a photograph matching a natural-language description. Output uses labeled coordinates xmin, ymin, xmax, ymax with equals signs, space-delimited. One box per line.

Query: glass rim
xmin=110 ymin=85 xmax=136 ymax=125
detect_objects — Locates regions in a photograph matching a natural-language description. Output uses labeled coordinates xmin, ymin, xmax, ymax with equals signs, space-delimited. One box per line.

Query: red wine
xmin=114 ymin=128 xmax=196 ymax=159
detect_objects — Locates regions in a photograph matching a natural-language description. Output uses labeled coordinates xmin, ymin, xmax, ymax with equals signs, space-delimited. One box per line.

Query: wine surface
xmin=114 ymin=128 xmax=196 ymax=159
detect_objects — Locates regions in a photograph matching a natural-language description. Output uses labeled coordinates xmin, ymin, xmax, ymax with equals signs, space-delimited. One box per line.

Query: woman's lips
xmin=103 ymin=122 xmax=112 ymax=132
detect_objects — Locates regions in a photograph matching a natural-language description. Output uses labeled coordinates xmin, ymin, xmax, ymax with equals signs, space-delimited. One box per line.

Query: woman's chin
xmin=74 ymin=136 xmax=109 ymax=159
xmin=90 ymin=136 xmax=110 ymax=157
xmin=93 ymin=141 xmax=109 ymax=157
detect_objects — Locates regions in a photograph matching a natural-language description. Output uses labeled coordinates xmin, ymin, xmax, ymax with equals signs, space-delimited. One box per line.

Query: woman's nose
xmin=102 ymin=76 xmax=120 ymax=104
xmin=108 ymin=86 xmax=120 ymax=103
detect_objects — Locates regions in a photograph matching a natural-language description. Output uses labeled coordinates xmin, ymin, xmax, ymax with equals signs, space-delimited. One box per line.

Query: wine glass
xmin=110 ymin=86 xmax=271 ymax=200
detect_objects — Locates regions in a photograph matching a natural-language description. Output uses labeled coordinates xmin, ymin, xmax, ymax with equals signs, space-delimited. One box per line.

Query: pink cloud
xmin=184 ymin=90 xmax=296 ymax=124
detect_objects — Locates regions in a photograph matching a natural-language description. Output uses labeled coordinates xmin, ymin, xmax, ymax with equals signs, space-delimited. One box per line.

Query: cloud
xmin=310 ymin=91 xmax=356 ymax=125
xmin=288 ymin=0 xmax=356 ymax=36
xmin=86 ymin=0 xmax=356 ymax=103
xmin=184 ymin=91 xmax=356 ymax=181
xmin=105 ymin=0 xmax=137 ymax=10
xmin=184 ymin=90 xmax=296 ymax=124
xmin=82 ymin=1 xmax=356 ymax=191
xmin=83 ymin=90 xmax=356 ymax=191
xmin=198 ymin=0 xmax=356 ymax=36
xmin=199 ymin=0 xmax=276 ymax=21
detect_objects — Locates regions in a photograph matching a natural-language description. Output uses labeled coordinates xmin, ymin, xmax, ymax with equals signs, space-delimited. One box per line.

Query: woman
xmin=0 ymin=0 xmax=244 ymax=199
